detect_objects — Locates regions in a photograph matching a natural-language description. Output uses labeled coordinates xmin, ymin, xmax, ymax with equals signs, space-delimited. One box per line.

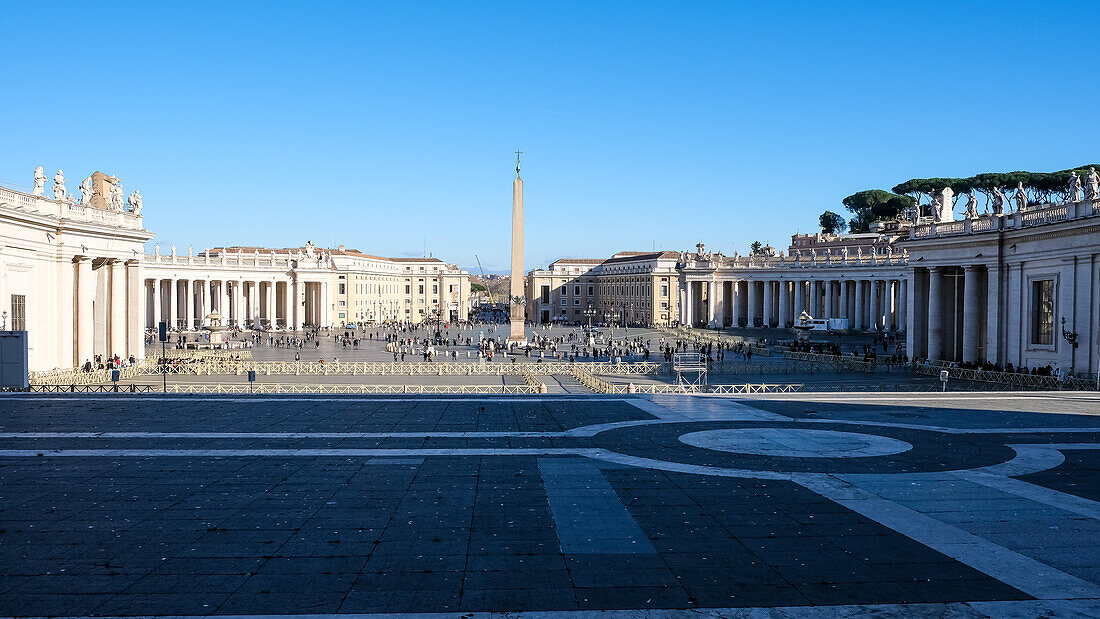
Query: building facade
xmin=525 ymin=251 xmax=680 ymax=326
xmin=1 ymin=177 xmax=153 ymax=371
xmin=143 ymin=245 xmax=472 ymax=331
xmin=1 ymin=171 xmax=470 ymax=372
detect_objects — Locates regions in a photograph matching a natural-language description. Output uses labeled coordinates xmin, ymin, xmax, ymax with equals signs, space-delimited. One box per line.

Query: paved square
xmin=0 ymin=393 xmax=1098 ymax=616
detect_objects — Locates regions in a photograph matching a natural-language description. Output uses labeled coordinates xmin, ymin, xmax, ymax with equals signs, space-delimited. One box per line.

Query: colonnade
xmin=71 ymin=256 xmax=145 ymax=366
xmin=683 ymin=276 xmax=908 ymax=332
xmin=909 ymin=265 xmax=997 ymax=364
xmin=145 ymin=277 xmax=331 ymax=331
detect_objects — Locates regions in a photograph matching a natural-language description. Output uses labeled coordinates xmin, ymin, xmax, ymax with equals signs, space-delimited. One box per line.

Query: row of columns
xmin=684 ymin=277 xmax=908 ymax=331
xmin=146 ymin=277 xmax=331 ymax=331
xmin=72 ymin=256 xmax=144 ymax=366
xmin=911 ymin=265 xmax=992 ymax=364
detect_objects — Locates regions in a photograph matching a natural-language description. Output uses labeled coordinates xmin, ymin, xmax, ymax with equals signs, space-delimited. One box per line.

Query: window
xmin=405 ymin=285 xmax=411 ymax=294
xmin=541 ymin=286 xmax=550 ymax=303
xmin=10 ymin=294 xmax=26 ymax=331
xmin=432 ymin=285 xmax=438 ymax=294
xmin=560 ymin=285 xmax=567 ymax=294
xmin=418 ymin=285 xmax=424 ymax=294
xmin=561 ymin=298 xmax=567 ymax=305
xmin=574 ymin=285 xmax=581 ymax=295
xmin=1031 ymin=280 xmax=1054 ymax=345
xmin=338 ymin=283 xmax=345 ymax=294
xmin=587 ymin=285 xmax=594 ymax=296
xmin=660 ymin=284 xmax=668 ymax=297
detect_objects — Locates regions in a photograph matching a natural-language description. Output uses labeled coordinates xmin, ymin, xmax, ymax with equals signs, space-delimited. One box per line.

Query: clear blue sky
xmin=3 ymin=1 xmax=1096 ymax=272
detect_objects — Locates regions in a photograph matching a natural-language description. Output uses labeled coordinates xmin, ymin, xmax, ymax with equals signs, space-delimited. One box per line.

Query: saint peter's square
xmin=1 ymin=3 xmax=1099 ymax=617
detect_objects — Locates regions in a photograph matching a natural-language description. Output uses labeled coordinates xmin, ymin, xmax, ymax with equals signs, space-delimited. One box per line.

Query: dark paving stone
xmin=1019 ymin=450 xmax=1100 ymax=503
xmin=1 ymin=395 xmax=1090 ymax=614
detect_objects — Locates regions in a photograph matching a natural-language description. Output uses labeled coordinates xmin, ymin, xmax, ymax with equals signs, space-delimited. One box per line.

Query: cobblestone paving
xmin=0 ymin=393 xmax=1097 ymax=616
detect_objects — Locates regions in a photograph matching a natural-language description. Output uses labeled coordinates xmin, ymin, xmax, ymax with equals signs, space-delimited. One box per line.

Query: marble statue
xmin=1014 ymin=181 xmax=1027 ymax=212
xmin=991 ymin=186 xmax=1006 ymax=215
xmin=963 ymin=192 xmax=979 ymax=219
xmin=52 ymin=170 xmax=67 ymax=200
xmin=931 ymin=191 xmax=944 ymax=219
xmin=32 ymin=166 xmax=46 ymax=196
xmin=1069 ymin=171 xmax=1083 ymax=202
xmin=188 ymin=245 xmax=193 ymax=257
xmin=127 ymin=190 xmax=142 ymax=215
xmin=1087 ymin=167 xmax=1099 ymax=200
xmin=79 ymin=176 xmax=94 ymax=205
xmin=109 ymin=183 xmax=124 ymax=211
xmin=842 ymin=246 xmax=849 ymax=260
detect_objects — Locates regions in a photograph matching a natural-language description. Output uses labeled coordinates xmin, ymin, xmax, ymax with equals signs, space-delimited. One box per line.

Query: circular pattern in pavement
xmin=591 ymin=420 xmax=1020 ymax=474
xmin=678 ymin=428 xmax=912 ymax=458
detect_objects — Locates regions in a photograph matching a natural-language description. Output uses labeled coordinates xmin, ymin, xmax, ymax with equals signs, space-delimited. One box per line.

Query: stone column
xmin=233 ymin=280 xmax=243 ymax=327
xmin=853 ymin=280 xmax=864 ymax=330
xmin=185 ymin=279 xmax=194 ymax=330
xmin=927 ymin=267 xmax=944 ymax=361
xmin=898 ymin=278 xmax=908 ymax=334
xmin=746 ymin=280 xmax=758 ymax=327
xmin=840 ymin=280 xmax=850 ymax=320
xmin=731 ymin=281 xmax=742 ymax=328
xmin=681 ymin=282 xmax=691 ymax=327
xmin=871 ymin=280 xmax=883 ymax=331
xmin=321 ymin=281 xmax=330 ymax=329
xmin=825 ymin=281 xmax=835 ymax=319
xmin=126 ymin=260 xmax=143 ymax=361
xmin=777 ymin=280 xmax=790 ymax=327
xmin=75 ymin=257 xmax=95 ymax=366
xmin=793 ymin=280 xmax=804 ymax=317
xmin=168 ymin=278 xmax=178 ymax=331
xmin=292 ymin=279 xmax=303 ymax=331
xmin=110 ymin=261 xmax=127 ymax=357
xmin=761 ymin=281 xmax=773 ymax=328
xmin=151 ymin=278 xmax=161 ymax=329
xmin=268 ymin=280 xmax=277 ymax=327
xmin=963 ymin=266 xmax=981 ymax=363
xmin=197 ymin=281 xmax=207 ymax=325
xmin=985 ymin=266 xmax=1000 ymax=365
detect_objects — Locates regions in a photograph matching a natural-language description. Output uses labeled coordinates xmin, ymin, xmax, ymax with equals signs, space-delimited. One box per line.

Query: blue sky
xmin=2 ymin=1 xmax=1096 ymax=272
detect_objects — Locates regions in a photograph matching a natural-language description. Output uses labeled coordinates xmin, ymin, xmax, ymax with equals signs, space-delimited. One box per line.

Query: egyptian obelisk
xmin=507 ymin=151 xmax=526 ymax=344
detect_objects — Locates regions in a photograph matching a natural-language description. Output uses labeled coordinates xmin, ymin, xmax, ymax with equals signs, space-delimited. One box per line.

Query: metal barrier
xmin=781 ymin=351 xmax=879 ymax=373
xmin=26 ymin=384 xmax=157 ymax=393
xmin=163 ymin=383 xmax=542 ymax=394
xmin=914 ymin=364 xmax=1096 ymax=390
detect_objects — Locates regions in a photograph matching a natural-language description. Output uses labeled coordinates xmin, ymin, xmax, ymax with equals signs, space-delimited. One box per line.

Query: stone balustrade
xmin=910 ymin=199 xmax=1098 ymax=240
xmin=0 ymin=186 xmax=144 ymax=230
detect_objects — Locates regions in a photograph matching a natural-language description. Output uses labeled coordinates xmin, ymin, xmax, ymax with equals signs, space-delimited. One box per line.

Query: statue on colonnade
xmin=32 ymin=166 xmax=46 ymax=196
xmin=79 ymin=176 xmax=94 ymax=205
xmin=52 ymin=170 xmax=67 ymax=200
xmin=963 ymin=191 xmax=979 ymax=219
xmin=109 ymin=182 xmax=124 ymax=211
xmin=1086 ymin=167 xmax=1099 ymax=200
xmin=991 ymin=186 xmax=1006 ymax=215
xmin=127 ymin=189 xmax=142 ymax=215
xmin=1068 ymin=171 xmax=1082 ymax=202
xmin=1014 ymin=181 xmax=1028 ymax=212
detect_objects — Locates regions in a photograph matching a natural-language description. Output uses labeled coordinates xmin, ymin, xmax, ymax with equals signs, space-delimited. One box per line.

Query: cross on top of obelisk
xmin=515 ymin=149 xmax=522 ymax=177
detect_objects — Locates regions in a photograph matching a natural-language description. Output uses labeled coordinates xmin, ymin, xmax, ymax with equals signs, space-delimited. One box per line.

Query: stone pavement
xmin=0 ymin=393 xmax=1098 ymax=616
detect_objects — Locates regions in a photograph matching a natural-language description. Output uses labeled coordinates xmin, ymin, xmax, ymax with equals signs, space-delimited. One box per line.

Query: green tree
xmin=818 ymin=210 xmax=847 ymax=234
xmin=470 ymin=282 xmax=487 ymax=293
xmin=841 ymin=190 xmax=915 ymax=233
xmin=749 ymin=241 xmax=763 ymax=255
